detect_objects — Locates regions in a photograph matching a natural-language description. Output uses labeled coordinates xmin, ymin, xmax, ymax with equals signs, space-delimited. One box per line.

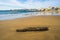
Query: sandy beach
xmin=0 ymin=16 xmax=60 ymax=40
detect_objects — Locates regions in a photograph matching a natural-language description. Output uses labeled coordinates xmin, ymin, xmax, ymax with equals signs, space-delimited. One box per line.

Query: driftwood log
xmin=16 ymin=27 xmax=48 ymax=32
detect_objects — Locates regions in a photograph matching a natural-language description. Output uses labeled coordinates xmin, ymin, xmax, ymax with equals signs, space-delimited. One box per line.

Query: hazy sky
xmin=0 ymin=0 xmax=60 ymax=10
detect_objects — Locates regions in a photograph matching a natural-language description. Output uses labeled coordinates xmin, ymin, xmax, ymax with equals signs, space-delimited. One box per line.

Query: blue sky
xmin=0 ymin=0 xmax=60 ymax=10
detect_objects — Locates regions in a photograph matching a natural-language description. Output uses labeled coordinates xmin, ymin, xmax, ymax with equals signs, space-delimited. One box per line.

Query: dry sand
xmin=0 ymin=16 xmax=60 ymax=40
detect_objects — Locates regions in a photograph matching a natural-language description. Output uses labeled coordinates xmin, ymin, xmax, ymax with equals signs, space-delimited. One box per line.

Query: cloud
xmin=0 ymin=0 xmax=60 ymax=10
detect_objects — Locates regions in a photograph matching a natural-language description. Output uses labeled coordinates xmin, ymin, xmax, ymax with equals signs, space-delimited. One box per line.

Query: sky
xmin=0 ymin=0 xmax=60 ymax=10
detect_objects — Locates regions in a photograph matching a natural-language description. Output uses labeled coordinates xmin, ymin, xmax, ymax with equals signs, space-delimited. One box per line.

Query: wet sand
xmin=0 ymin=16 xmax=60 ymax=40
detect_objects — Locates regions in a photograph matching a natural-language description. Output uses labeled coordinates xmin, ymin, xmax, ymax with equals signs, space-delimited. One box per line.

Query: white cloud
xmin=0 ymin=0 xmax=60 ymax=10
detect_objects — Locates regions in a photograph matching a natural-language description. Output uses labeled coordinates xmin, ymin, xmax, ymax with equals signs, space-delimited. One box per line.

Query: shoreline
xmin=0 ymin=15 xmax=60 ymax=26
xmin=0 ymin=14 xmax=60 ymax=21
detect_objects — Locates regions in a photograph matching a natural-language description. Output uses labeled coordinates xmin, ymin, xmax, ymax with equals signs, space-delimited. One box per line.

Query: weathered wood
xmin=16 ymin=27 xmax=48 ymax=32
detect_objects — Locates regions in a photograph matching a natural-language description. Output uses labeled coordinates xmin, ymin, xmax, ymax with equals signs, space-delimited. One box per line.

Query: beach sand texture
xmin=0 ymin=16 xmax=60 ymax=40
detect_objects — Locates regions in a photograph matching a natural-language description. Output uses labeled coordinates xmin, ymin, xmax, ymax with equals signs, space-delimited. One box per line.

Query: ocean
xmin=0 ymin=12 xmax=60 ymax=20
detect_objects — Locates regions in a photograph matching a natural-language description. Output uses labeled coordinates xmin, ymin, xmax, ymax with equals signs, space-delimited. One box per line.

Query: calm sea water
xmin=0 ymin=12 xmax=60 ymax=20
